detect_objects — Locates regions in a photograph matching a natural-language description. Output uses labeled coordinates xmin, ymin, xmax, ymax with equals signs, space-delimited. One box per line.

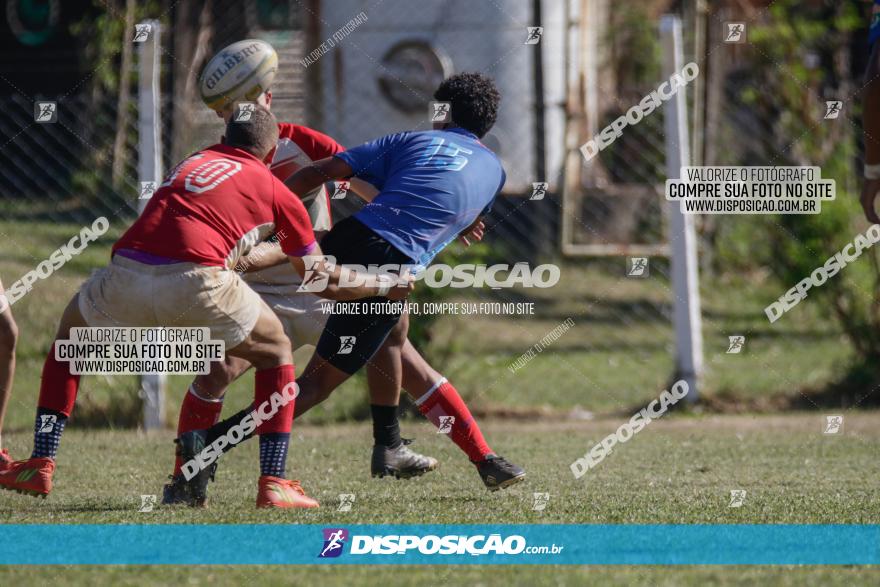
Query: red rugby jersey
xmin=114 ymin=143 xmax=315 ymax=268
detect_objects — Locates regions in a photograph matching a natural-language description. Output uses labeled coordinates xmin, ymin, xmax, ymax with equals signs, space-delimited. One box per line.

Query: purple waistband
xmin=114 ymin=248 xmax=185 ymax=265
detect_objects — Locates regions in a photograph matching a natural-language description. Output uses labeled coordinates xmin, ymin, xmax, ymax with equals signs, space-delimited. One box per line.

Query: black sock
xmin=371 ymin=404 xmax=402 ymax=448
xmin=205 ymin=404 xmax=255 ymax=454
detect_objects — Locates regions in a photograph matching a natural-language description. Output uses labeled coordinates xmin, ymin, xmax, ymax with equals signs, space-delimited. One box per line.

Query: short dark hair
xmin=225 ymin=104 xmax=279 ymax=159
xmin=433 ymin=72 xmax=500 ymax=138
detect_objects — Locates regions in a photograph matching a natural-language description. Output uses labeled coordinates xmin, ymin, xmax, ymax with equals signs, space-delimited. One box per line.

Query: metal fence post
xmin=137 ymin=19 xmax=166 ymax=430
xmin=660 ymin=14 xmax=703 ymax=401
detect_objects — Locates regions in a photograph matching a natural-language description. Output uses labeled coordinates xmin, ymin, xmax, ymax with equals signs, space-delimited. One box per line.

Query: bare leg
xmin=0 ymin=280 xmax=18 ymax=451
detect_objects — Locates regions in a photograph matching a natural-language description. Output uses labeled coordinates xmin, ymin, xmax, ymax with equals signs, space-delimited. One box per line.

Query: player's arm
xmin=861 ymin=3 xmax=880 ymax=223
xmin=286 ymin=244 xmax=413 ymax=301
xmin=234 ymin=241 xmax=287 ymax=272
xmin=348 ymin=178 xmax=379 ymax=202
xmin=286 ymin=156 xmax=353 ymax=200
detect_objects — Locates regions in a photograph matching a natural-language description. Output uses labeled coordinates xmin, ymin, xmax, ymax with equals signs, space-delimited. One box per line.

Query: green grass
xmin=0 ymin=219 xmax=877 ymax=583
xmin=1 ymin=416 xmax=879 ymax=583
xmin=2 ymin=415 xmax=877 ymax=525
xmin=0 ymin=219 xmax=854 ymax=431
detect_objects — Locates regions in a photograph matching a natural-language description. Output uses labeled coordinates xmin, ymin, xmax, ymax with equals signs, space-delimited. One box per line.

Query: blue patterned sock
xmin=259 ymin=433 xmax=290 ymax=478
xmin=31 ymin=408 xmax=68 ymax=459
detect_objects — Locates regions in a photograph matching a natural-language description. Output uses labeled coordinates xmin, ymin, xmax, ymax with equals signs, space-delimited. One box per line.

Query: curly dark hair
xmin=433 ymin=72 xmax=500 ymax=138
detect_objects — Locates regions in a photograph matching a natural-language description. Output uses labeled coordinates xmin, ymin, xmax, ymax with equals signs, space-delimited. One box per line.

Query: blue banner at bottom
xmin=0 ymin=524 xmax=877 ymax=565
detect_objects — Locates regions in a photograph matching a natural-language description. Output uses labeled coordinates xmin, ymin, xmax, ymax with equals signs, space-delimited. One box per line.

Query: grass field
xmin=1 ymin=218 xmax=877 ymax=584
xmin=0 ymin=415 xmax=879 ymax=583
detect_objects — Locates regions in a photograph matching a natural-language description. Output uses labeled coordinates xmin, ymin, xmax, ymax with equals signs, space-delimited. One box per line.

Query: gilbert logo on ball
xmin=34 ymin=101 xmax=57 ymax=123
xmin=199 ymin=39 xmax=278 ymax=112
xmin=430 ymin=101 xmax=451 ymax=123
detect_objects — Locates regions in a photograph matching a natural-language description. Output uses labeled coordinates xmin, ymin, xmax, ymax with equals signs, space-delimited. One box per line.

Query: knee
xmin=0 ymin=314 xmax=18 ymax=356
xmin=384 ymin=314 xmax=409 ymax=348
xmin=252 ymin=338 xmax=293 ymax=370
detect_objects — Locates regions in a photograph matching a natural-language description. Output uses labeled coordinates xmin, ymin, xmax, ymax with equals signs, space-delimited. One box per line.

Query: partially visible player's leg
xmin=365 ymin=312 xmax=437 ymax=478
xmin=167 ymin=355 xmax=252 ymax=480
xmin=0 ymin=293 xmax=86 ymax=496
xmin=164 ymin=270 xmax=317 ymax=509
xmin=0 ymin=279 xmax=18 ymax=470
xmin=400 ymin=339 xmax=526 ymax=490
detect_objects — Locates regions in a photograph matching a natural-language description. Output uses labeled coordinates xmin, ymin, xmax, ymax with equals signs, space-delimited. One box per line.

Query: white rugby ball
xmin=199 ymin=39 xmax=278 ymax=111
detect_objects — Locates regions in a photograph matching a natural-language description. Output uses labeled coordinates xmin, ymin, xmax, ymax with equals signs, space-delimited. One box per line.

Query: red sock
xmin=254 ymin=364 xmax=296 ymax=435
xmin=38 ymin=342 xmax=80 ymax=416
xmin=173 ymin=387 xmax=225 ymax=475
xmin=417 ymin=379 xmax=492 ymax=462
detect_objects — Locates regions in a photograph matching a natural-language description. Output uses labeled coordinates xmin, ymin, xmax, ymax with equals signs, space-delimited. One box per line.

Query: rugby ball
xmin=199 ymin=39 xmax=278 ymax=111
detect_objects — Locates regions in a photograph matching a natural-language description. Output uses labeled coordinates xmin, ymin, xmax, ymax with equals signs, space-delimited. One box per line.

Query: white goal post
xmin=137 ymin=20 xmax=166 ymax=430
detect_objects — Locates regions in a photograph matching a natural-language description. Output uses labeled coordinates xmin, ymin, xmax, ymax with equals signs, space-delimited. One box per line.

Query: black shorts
xmin=314 ymin=217 xmax=412 ymax=374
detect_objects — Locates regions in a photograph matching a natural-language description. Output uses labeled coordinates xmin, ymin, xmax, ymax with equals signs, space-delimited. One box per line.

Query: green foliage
xmin=735 ymin=0 xmax=880 ymax=368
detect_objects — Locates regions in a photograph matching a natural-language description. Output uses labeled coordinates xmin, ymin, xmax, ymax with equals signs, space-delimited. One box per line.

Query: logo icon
xmin=525 ymin=26 xmax=544 ymax=45
xmin=37 ymin=414 xmax=57 ymax=433
xmin=728 ymin=489 xmax=747 ymax=508
xmin=138 ymin=494 xmax=157 ymax=512
xmin=337 ymin=493 xmax=355 ymax=512
xmin=823 ymin=415 xmax=843 ymax=435
xmin=530 ymin=182 xmax=548 ymax=201
xmin=532 ymin=492 xmax=550 ymax=511
xmin=824 ymin=101 xmax=842 ymax=120
xmin=430 ymin=101 xmax=451 ymax=123
xmin=724 ymin=23 xmax=746 ymax=43
xmin=331 ymin=181 xmax=350 ymax=200
xmin=139 ymin=181 xmax=157 ymax=200
xmin=297 ymin=255 xmax=335 ymax=293
xmin=34 ymin=102 xmax=57 ymax=123
xmin=133 ymin=23 xmax=152 ymax=43
xmin=726 ymin=335 xmax=745 ymax=354
xmin=627 ymin=257 xmax=649 ymax=277
xmin=437 ymin=415 xmax=455 ymax=434
xmin=234 ymin=102 xmax=256 ymax=122
xmin=338 ymin=336 xmax=357 ymax=355
xmin=319 ymin=528 xmax=349 ymax=558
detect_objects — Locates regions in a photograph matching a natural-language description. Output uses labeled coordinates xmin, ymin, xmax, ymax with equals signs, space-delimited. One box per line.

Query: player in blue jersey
xmin=203 ymin=73 xmax=525 ymax=492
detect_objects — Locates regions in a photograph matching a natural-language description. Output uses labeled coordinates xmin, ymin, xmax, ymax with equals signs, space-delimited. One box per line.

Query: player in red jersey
xmin=167 ymin=67 xmax=517 ymax=502
xmin=0 ymin=107 xmax=411 ymax=508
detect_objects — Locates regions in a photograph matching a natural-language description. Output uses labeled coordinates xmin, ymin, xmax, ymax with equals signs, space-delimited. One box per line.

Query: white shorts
xmin=78 ymin=256 xmax=264 ymax=348
xmin=258 ymin=291 xmax=331 ymax=351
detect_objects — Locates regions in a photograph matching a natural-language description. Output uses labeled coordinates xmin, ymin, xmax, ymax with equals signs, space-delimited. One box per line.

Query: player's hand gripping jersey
xmin=243 ymin=123 xmax=343 ymax=296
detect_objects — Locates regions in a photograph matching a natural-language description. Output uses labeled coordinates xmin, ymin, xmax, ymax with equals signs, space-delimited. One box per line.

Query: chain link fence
xmin=1 ymin=0 xmax=861 ymax=417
